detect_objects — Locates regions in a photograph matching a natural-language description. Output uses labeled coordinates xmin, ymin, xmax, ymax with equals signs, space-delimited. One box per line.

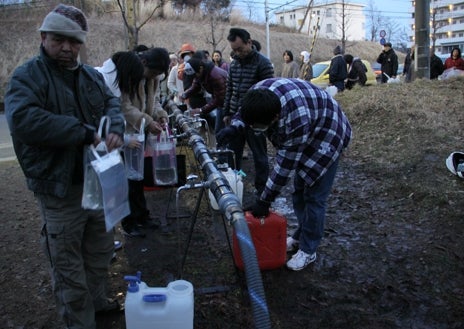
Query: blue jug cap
xmin=124 ymin=271 xmax=142 ymax=293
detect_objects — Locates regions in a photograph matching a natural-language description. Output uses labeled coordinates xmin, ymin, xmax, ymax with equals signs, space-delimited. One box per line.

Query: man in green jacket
xmin=5 ymin=5 xmax=124 ymax=328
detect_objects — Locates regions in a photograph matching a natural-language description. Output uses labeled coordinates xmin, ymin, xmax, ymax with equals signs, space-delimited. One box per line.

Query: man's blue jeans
xmin=228 ymin=127 xmax=268 ymax=194
xmin=291 ymin=158 xmax=339 ymax=254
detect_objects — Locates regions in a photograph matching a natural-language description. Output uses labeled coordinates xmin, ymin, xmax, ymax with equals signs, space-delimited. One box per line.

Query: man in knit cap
xmin=328 ymin=45 xmax=347 ymax=91
xmin=4 ymin=4 xmax=124 ymax=328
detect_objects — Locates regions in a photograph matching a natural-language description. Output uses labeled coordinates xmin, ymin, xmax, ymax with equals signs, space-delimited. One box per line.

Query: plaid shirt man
xmin=245 ymin=78 xmax=352 ymax=203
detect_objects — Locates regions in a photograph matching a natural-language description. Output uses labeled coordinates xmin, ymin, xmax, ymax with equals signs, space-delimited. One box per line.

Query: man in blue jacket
xmin=5 ymin=5 xmax=124 ymax=328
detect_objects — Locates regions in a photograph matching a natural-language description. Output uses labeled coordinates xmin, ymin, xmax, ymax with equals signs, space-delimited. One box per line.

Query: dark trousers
xmin=228 ymin=127 xmax=269 ymax=195
xmin=122 ymin=179 xmax=149 ymax=229
xmin=37 ymin=185 xmax=113 ymax=328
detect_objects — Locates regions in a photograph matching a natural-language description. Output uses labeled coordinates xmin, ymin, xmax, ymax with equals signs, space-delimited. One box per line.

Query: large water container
xmin=124 ymin=118 xmax=145 ymax=181
xmin=124 ymin=272 xmax=194 ymax=329
xmin=208 ymin=167 xmax=243 ymax=210
xmin=123 ymin=132 xmax=145 ymax=181
xmin=152 ymin=132 xmax=178 ymax=186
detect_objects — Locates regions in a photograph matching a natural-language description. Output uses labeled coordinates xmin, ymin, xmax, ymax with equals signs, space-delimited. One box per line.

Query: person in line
xmin=328 ymin=45 xmax=347 ymax=91
xmin=96 ymin=49 xmax=169 ymax=237
xmin=216 ymin=78 xmax=351 ymax=271
xmin=219 ymin=27 xmax=274 ymax=196
xmin=203 ymin=50 xmax=211 ymax=61
xmin=157 ymin=53 xmax=176 ymax=104
xmin=403 ymin=46 xmax=414 ymax=82
xmin=430 ymin=51 xmax=445 ymax=80
xmin=376 ymin=42 xmax=398 ymax=83
xmin=4 ymin=5 xmax=125 ymax=328
xmin=180 ymin=56 xmax=228 ymax=135
xmin=177 ymin=43 xmax=207 ymax=110
xmin=443 ymin=47 xmax=464 ymax=71
xmin=212 ymin=50 xmax=230 ymax=71
xmin=280 ymin=50 xmax=299 ymax=78
xmin=169 ymin=53 xmax=178 ymax=70
xmin=154 ymin=108 xmax=170 ymax=128
xmin=167 ymin=52 xmax=185 ymax=105
xmin=344 ymin=54 xmax=367 ymax=89
xmin=298 ymin=50 xmax=313 ymax=81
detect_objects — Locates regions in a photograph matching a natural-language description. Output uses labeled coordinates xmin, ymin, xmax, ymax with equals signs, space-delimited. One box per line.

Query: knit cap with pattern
xmin=39 ymin=4 xmax=88 ymax=43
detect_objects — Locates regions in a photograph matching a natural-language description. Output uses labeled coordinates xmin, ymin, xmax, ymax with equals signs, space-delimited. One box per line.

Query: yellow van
xmin=310 ymin=59 xmax=377 ymax=89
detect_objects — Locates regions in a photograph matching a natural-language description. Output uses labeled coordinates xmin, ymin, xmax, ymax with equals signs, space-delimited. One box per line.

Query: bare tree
xmin=365 ymin=0 xmax=383 ymax=42
xmin=335 ymin=0 xmax=351 ymax=52
xmin=430 ymin=6 xmax=438 ymax=52
xmin=115 ymin=0 xmax=162 ymax=49
xmin=201 ymin=0 xmax=231 ymax=52
xmin=239 ymin=0 xmax=257 ymax=22
xmin=340 ymin=0 xmax=347 ymax=50
xmin=297 ymin=0 xmax=314 ymax=33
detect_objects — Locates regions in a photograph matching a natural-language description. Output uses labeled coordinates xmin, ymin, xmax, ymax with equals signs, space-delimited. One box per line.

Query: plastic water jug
xmin=124 ymin=272 xmax=194 ymax=329
xmin=233 ymin=211 xmax=287 ymax=270
xmin=208 ymin=167 xmax=243 ymax=210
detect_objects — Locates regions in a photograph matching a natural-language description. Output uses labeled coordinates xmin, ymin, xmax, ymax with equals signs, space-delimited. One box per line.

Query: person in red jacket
xmin=180 ymin=56 xmax=228 ymax=134
xmin=444 ymin=47 xmax=464 ymax=71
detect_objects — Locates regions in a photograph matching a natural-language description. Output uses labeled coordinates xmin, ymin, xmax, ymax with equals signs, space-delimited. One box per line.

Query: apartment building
xmin=275 ymin=1 xmax=366 ymax=41
xmin=433 ymin=0 xmax=464 ymax=55
xmin=410 ymin=0 xmax=464 ymax=56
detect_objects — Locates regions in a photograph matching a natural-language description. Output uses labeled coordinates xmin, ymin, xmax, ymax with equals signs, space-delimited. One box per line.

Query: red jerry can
xmin=232 ymin=211 xmax=287 ymax=270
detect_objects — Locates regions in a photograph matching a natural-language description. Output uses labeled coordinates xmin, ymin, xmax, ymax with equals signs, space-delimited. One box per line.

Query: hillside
xmin=0 ymin=10 xmax=397 ymax=101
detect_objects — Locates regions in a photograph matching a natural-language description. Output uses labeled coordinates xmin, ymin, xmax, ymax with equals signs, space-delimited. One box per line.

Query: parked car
xmin=310 ymin=60 xmax=377 ymax=89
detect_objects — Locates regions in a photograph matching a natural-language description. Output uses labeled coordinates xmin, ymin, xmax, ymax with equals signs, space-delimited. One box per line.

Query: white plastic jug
xmin=124 ymin=272 xmax=194 ymax=329
xmin=208 ymin=167 xmax=243 ymax=210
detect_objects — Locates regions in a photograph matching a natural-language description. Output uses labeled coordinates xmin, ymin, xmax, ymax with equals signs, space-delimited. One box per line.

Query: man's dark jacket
xmin=5 ymin=47 xmax=124 ymax=198
xmin=224 ymin=50 xmax=274 ymax=117
xmin=376 ymin=48 xmax=399 ymax=82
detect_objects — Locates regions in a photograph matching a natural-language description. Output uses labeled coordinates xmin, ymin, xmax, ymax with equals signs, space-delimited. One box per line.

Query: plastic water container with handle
xmin=124 ymin=272 xmax=194 ymax=329
xmin=208 ymin=166 xmax=244 ymax=210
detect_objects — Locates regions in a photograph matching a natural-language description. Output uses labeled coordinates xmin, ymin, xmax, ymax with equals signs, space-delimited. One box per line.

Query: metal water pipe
xmin=164 ymin=100 xmax=271 ymax=329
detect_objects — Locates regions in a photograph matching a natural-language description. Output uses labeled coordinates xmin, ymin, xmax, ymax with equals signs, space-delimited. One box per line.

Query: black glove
xmin=216 ymin=126 xmax=238 ymax=146
xmin=251 ymin=199 xmax=270 ymax=218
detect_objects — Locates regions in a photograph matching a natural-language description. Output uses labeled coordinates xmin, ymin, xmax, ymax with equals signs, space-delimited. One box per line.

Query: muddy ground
xmin=1 ymin=134 xmax=463 ymax=329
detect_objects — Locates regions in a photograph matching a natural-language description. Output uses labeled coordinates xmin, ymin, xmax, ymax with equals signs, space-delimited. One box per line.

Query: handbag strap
xmin=90 ymin=144 xmax=104 ymax=161
xmin=139 ymin=118 xmax=145 ymax=136
xmin=97 ymin=116 xmax=111 ymax=140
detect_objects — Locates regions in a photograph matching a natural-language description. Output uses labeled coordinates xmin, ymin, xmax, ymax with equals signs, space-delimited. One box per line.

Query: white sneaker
xmin=286 ymin=249 xmax=316 ymax=271
xmin=286 ymin=236 xmax=299 ymax=252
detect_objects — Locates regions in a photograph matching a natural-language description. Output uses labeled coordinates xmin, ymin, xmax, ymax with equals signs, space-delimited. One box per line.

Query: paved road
xmin=0 ymin=114 xmax=16 ymax=163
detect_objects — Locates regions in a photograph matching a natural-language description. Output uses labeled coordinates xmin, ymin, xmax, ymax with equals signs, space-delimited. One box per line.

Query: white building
xmin=275 ymin=1 xmax=366 ymax=41
xmin=410 ymin=0 xmax=464 ymax=56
